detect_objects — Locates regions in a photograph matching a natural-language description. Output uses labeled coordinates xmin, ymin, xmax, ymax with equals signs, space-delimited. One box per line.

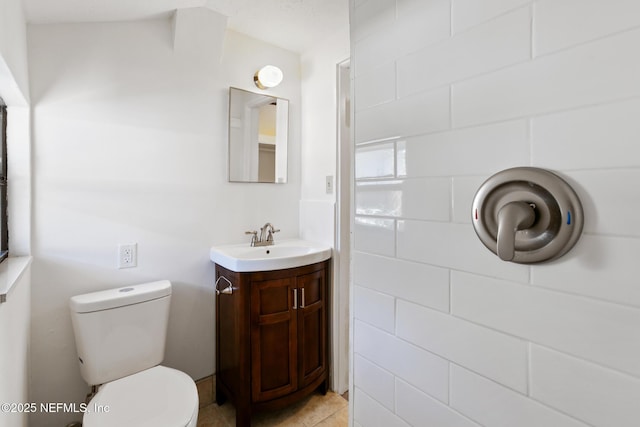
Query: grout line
xmin=449 ymin=177 xmax=455 ymax=223
xmin=355 ymin=249 xmax=640 ymax=311
xmin=533 ymin=21 xmax=640 ymax=61
xmin=527 ymin=117 xmax=533 ymax=166
xmin=449 ymin=84 xmax=454 ymax=129
xmin=393 ymin=295 xmax=398 ymax=335
xmin=449 ymin=0 xmax=453 ymax=37
xmin=451 ymin=3 xmax=533 ymax=37
xmin=393 ymin=218 xmax=398 ymax=259
xmin=394 ymin=60 xmax=399 ymax=102
xmin=448 ymin=269 xmax=453 ymax=314
xmin=393 ymin=375 xmax=398 ymax=414
xmin=447 ymin=362 xmax=452 ymax=405
xmin=393 ymin=139 xmax=398 ymax=178
xmin=527 ymin=341 xmax=532 ymax=396
xmin=530 ymin=3 xmax=535 ymax=59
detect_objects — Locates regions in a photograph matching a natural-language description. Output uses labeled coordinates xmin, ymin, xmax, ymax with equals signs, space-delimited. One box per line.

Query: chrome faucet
xmin=245 ymin=223 xmax=280 ymax=247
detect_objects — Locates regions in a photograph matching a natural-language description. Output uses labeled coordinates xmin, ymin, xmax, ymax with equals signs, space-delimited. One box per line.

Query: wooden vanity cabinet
xmin=215 ymin=260 xmax=330 ymax=427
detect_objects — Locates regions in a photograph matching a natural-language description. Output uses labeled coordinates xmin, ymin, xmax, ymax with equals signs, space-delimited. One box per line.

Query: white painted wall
xmin=0 ymin=262 xmax=31 ymax=427
xmin=300 ymin=27 xmax=350 ymax=203
xmin=351 ymin=1 xmax=640 ymax=426
xmin=299 ymin=27 xmax=349 ymax=245
xmin=0 ymin=2 xmax=32 ymax=427
xmin=28 ymin=10 xmax=301 ymax=426
xmin=0 ymin=0 xmax=29 ymax=105
xmin=299 ymin=25 xmax=350 ymax=394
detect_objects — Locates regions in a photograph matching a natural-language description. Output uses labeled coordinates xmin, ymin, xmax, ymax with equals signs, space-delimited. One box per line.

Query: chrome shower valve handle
xmin=472 ymin=167 xmax=584 ymax=264
xmin=496 ymin=201 xmax=536 ymax=261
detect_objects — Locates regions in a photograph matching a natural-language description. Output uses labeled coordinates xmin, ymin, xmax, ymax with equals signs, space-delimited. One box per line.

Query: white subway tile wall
xmin=451 ymin=272 xmax=640 ymax=376
xmin=355 ymin=62 xmax=396 ymax=110
xmin=355 ymin=87 xmax=450 ymax=143
xmin=354 ymin=285 xmax=396 ymax=333
xmin=354 ymin=320 xmax=450 ymax=403
xmin=531 ymin=98 xmax=640 ymax=170
xmin=354 ymin=388 xmax=410 ymax=427
xmin=395 ymin=379 xmax=481 ymax=427
xmin=396 ymin=300 xmax=529 ymax=393
xmin=352 ymin=0 xmax=395 ymax=43
xmin=533 ymin=0 xmax=640 ymax=57
xmin=354 ymin=354 xmax=396 ymax=410
xmin=530 ymin=346 xmax=640 ymax=427
xmin=355 ymin=178 xmax=451 ymax=220
xmin=397 ymin=7 xmax=532 ymax=98
xmin=451 ymin=176 xmax=486 ymax=223
xmin=452 ymin=27 xmax=640 ymax=127
xmin=353 ymin=252 xmax=450 ymax=312
xmin=354 ymin=0 xmax=450 ymax=76
xmin=396 ymin=120 xmax=530 ymax=178
xmin=351 ymin=0 xmax=640 ymax=426
xmin=450 ymin=365 xmax=590 ymax=427
xmin=451 ymin=0 xmax=532 ymax=34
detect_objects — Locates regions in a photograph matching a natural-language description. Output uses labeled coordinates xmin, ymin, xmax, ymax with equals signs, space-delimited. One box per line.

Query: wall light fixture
xmin=254 ymin=65 xmax=283 ymax=89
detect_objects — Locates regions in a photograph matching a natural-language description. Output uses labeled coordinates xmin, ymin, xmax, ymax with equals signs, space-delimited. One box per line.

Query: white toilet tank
xmin=69 ymin=280 xmax=172 ymax=386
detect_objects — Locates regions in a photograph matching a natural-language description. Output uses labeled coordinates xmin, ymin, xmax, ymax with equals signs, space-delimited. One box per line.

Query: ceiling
xmin=22 ymin=0 xmax=349 ymax=54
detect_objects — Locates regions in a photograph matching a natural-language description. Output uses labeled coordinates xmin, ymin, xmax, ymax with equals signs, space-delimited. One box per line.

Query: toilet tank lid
xmin=69 ymin=280 xmax=172 ymax=313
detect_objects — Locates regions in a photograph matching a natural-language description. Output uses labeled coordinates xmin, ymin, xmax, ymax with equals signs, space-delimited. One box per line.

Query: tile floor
xmin=197 ymin=391 xmax=349 ymax=427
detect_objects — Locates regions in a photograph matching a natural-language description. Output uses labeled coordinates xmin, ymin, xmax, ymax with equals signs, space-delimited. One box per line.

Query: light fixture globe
xmin=254 ymin=65 xmax=283 ymax=89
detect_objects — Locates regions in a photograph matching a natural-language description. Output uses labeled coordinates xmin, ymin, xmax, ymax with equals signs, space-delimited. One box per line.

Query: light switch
xmin=326 ymin=176 xmax=334 ymax=194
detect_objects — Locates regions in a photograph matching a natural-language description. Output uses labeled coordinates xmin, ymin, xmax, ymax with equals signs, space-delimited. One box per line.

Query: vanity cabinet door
xmin=250 ymin=277 xmax=298 ymax=402
xmin=297 ymin=269 xmax=327 ymax=389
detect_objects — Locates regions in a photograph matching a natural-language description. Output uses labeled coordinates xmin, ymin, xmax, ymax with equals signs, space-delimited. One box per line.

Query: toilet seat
xmin=83 ymin=365 xmax=198 ymax=427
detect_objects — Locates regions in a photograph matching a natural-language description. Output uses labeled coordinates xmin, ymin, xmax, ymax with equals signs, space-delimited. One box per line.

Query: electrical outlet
xmin=118 ymin=243 xmax=137 ymax=269
xmin=326 ymin=175 xmax=334 ymax=194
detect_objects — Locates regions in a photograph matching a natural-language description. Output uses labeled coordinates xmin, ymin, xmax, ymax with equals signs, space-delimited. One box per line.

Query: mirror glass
xmin=228 ymin=87 xmax=289 ymax=183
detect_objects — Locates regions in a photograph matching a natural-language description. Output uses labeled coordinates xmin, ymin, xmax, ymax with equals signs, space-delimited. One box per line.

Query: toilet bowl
xmin=69 ymin=280 xmax=198 ymax=427
xmin=83 ymin=366 xmax=198 ymax=427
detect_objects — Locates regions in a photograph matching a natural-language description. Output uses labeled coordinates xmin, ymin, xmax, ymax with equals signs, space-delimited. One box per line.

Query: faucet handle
xmin=245 ymin=230 xmax=258 ymax=246
xmin=266 ymin=227 xmax=280 ymax=242
xmin=496 ymin=202 xmax=536 ymax=261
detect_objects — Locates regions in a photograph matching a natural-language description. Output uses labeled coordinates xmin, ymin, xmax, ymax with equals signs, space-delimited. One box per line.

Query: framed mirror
xmin=228 ymin=87 xmax=289 ymax=183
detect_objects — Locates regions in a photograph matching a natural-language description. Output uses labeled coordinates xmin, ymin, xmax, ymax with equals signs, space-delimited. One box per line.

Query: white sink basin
xmin=210 ymin=239 xmax=332 ymax=272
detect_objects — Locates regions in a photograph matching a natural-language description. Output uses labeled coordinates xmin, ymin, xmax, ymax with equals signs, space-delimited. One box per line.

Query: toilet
xmin=69 ymin=280 xmax=199 ymax=427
